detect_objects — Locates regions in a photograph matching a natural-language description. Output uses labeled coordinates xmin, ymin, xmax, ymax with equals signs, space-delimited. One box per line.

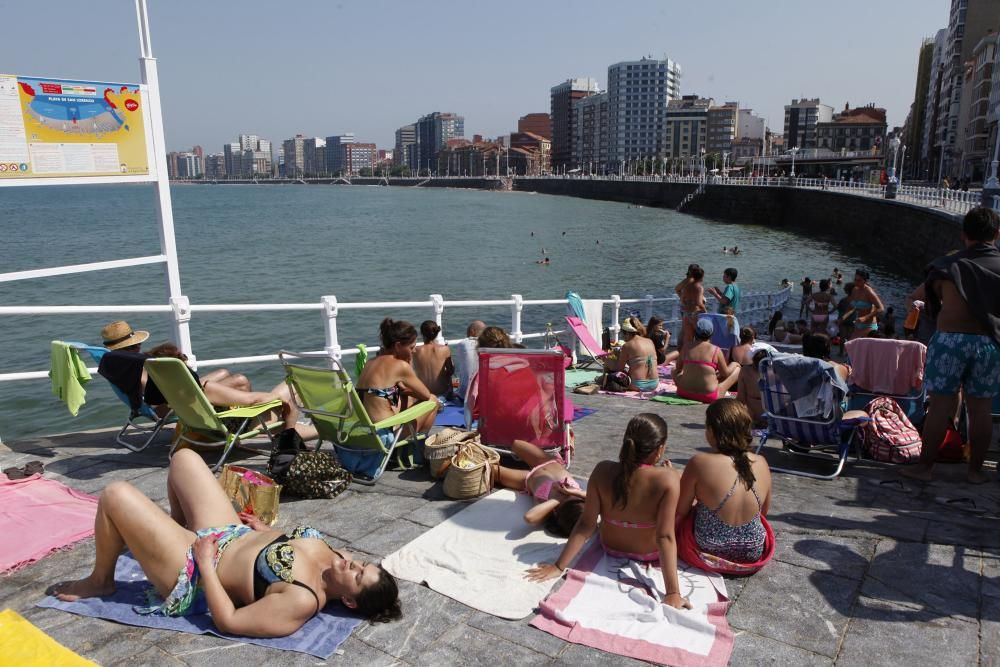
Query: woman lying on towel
xmin=525 ymin=413 xmax=692 ymax=610
xmin=49 ymin=449 xmax=401 ymax=636
xmin=493 ymin=439 xmax=585 ymax=537
xmin=676 ymin=399 xmax=774 ymax=575
xmin=599 ymin=317 xmax=661 ymax=392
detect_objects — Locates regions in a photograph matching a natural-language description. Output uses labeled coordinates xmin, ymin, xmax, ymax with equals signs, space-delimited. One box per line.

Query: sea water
xmin=0 ymin=183 xmax=914 ymax=440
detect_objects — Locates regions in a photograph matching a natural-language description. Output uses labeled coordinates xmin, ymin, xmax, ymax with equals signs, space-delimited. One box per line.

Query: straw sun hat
xmin=101 ymin=320 xmax=150 ymax=350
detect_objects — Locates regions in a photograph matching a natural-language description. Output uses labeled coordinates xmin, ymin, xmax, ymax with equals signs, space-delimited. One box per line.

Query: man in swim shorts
xmin=903 ymin=208 xmax=1000 ymax=484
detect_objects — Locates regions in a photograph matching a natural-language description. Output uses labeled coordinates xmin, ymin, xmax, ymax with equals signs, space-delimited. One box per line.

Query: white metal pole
xmin=135 ymin=0 xmax=191 ymax=359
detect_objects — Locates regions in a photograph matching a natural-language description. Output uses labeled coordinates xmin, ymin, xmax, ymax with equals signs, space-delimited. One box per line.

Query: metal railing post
xmin=511 ymin=294 xmax=524 ymax=344
xmin=610 ymin=294 xmax=621 ymax=343
xmin=430 ymin=293 xmax=445 ymax=342
xmin=321 ymin=295 xmax=341 ymax=367
xmin=644 ymin=294 xmax=654 ymax=322
xmin=169 ymin=295 xmax=194 ymax=366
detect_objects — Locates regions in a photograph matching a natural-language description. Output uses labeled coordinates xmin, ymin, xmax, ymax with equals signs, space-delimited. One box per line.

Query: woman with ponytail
xmin=526 ymin=413 xmax=691 ymax=610
xmin=676 ymin=399 xmax=774 ymax=575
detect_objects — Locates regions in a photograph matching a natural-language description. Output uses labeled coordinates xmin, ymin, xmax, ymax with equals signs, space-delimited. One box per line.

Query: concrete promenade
xmin=2 ymin=393 xmax=999 ymax=666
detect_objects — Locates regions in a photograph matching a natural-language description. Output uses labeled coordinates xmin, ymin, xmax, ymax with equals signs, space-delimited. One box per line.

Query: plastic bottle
xmin=903 ymin=300 xmax=924 ymax=331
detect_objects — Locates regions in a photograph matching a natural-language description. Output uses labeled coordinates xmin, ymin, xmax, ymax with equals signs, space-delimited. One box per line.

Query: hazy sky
xmin=1 ymin=1 xmax=947 ymax=153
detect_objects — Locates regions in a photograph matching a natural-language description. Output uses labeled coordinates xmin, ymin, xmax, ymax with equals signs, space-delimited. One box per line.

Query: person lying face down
xmin=525 ymin=413 xmax=692 ymax=610
xmin=50 ymin=448 xmax=401 ymax=636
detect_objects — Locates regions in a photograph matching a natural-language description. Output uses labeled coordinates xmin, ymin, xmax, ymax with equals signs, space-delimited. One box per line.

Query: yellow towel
xmin=48 ymin=341 xmax=91 ymax=417
xmin=0 ymin=608 xmax=97 ymax=666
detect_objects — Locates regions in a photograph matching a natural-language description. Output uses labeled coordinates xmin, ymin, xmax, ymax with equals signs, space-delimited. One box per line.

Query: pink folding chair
xmin=565 ymin=315 xmax=608 ymax=369
xmin=475 ymin=348 xmax=571 ymax=465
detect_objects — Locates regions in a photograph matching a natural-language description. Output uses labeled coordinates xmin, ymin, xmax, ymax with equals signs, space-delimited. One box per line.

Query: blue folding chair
xmin=697 ymin=313 xmax=740 ymax=358
xmin=845 ymin=338 xmax=927 ymax=427
xmin=755 ymin=355 xmax=868 ymax=480
xmin=65 ymin=342 xmax=175 ymax=452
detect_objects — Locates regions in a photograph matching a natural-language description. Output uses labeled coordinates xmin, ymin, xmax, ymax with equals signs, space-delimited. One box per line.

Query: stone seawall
xmin=516 ymin=179 xmax=961 ymax=278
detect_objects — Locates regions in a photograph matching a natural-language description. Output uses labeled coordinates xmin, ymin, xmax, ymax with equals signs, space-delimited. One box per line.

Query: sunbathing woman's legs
xmin=51 ymin=481 xmax=194 ymax=601
xmin=167 ymin=449 xmax=241 ymax=530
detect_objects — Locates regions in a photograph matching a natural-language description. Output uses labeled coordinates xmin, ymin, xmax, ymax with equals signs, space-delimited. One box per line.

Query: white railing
xmin=0 ymin=288 xmax=791 ymax=383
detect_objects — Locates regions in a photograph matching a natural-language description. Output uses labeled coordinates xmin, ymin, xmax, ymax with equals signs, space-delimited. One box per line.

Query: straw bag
xmin=424 ymin=428 xmax=479 ymax=479
xmin=219 ymin=465 xmax=281 ymax=526
xmin=442 ymin=440 xmax=499 ymax=500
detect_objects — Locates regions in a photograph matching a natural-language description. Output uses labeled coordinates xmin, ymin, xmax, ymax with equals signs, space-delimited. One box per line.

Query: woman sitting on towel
xmin=599 ymin=317 xmax=660 ymax=392
xmin=673 ymin=318 xmax=740 ymax=404
xmin=526 ymin=413 xmax=692 ymax=610
xmin=411 ymin=320 xmax=455 ymax=399
xmin=358 ymin=318 xmax=440 ymax=437
xmin=493 ymin=440 xmax=585 ymax=537
xmin=676 ymin=399 xmax=774 ymax=575
xmin=50 ymin=448 xmax=401 ymax=635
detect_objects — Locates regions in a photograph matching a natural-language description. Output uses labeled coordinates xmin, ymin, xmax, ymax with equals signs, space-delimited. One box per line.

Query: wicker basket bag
xmin=442 ymin=440 xmax=500 ymax=499
xmin=424 ymin=428 xmax=478 ymax=479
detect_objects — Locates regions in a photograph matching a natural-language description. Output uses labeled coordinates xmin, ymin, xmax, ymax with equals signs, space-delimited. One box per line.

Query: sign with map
xmin=0 ymin=74 xmax=150 ymax=179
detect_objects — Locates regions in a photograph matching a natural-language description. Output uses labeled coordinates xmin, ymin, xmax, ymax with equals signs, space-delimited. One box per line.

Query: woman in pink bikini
xmin=673 ymin=318 xmax=740 ymax=404
xmin=494 ymin=440 xmax=585 ymax=537
xmin=525 ymin=413 xmax=691 ymax=610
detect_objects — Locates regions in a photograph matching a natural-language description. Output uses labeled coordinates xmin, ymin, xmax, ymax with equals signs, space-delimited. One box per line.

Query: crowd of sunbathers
xmin=47 ymin=207 xmax=999 ymax=638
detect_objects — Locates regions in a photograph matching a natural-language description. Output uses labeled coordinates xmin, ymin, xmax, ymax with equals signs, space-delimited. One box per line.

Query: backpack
xmin=861 ymin=396 xmax=922 ymax=464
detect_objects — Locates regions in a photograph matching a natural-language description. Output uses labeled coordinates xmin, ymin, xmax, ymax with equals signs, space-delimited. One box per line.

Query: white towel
xmin=383 ymin=489 xmax=578 ymax=619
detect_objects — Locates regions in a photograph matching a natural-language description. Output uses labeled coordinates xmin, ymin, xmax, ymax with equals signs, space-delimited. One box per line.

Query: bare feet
xmin=966 ymin=468 xmax=990 ymax=485
xmin=49 ymin=575 xmax=115 ymax=601
xmin=900 ymin=465 xmax=934 ymax=483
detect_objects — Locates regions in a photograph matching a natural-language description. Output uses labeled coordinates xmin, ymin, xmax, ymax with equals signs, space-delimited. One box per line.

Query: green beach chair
xmin=279 ymin=351 xmax=437 ymax=485
xmin=144 ymin=357 xmax=283 ymax=471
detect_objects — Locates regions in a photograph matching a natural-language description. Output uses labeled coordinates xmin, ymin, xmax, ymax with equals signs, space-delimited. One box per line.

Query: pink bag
xmin=862 ymin=396 xmax=922 ymax=464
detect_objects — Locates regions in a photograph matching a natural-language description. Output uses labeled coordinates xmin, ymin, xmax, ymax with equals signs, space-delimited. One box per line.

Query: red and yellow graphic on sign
xmin=0 ymin=74 xmax=149 ymax=179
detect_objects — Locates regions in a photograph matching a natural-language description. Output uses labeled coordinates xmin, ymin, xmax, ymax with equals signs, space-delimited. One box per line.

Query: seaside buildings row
xmin=903 ymin=0 xmax=1000 ymax=183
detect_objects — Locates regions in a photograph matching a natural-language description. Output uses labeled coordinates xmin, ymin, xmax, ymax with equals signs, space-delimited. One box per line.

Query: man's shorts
xmin=924 ymin=331 xmax=1000 ymax=398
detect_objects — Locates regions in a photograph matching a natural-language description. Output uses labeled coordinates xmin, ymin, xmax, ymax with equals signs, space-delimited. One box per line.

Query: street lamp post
xmin=789 ymin=146 xmax=800 ymax=179
xmin=899 ymin=144 xmax=907 ymax=189
xmin=885 ymin=135 xmax=901 ymax=199
xmin=982 ymin=125 xmax=1000 ymax=207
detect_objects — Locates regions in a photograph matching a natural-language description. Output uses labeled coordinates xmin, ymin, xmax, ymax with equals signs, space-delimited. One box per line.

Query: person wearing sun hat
xmin=100 ymin=320 xmax=150 ymax=351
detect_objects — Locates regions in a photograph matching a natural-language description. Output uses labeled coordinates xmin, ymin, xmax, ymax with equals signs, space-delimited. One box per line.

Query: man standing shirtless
xmin=903 ymin=208 xmax=1000 ymax=484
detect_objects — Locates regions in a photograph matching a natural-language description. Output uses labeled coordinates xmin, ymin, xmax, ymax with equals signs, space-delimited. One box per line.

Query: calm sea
xmin=0 ymin=183 xmax=915 ymax=441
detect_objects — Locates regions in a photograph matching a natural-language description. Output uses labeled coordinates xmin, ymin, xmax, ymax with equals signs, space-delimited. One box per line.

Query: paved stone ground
xmin=2 ymin=393 xmax=1000 ymax=666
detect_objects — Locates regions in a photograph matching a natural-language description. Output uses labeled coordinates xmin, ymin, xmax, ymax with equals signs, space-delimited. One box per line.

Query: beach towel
xmin=0 ymin=473 xmax=98 ymax=574
xmin=49 ymin=341 xmax=91 ymax=416
xmin=0 ymin=609 xmax=97 ymax=667
xmin=565 ymin=368 xmax=600 ymax=388
xmin=531 ymin=542 xmax=733 ymax=667
xmin=434 ymin=403 xmax=467 ymax=427
xmin=676 ymin=512 xmax=775 ymax=576
xmin=650 ymin=395 xmax=702 ymax=406
xmin=571 ymin=406 xmax=597 ymax=422
xmin=38 ymin=552 xmax=361 ymax=659
xmin=383 ymin=488 xmax=579 ymax=619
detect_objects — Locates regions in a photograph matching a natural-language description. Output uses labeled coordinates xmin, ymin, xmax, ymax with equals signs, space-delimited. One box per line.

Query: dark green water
xmin=0 ymin=184 xmax=914 ymax=440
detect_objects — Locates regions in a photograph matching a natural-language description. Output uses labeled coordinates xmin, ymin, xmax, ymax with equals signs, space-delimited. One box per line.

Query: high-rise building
xmin=961 ymin=33 xmax=997 ymax=180
xmin=394 ymin=124 xmax=416 ymax=169
xmin=550 ymin=78 xmax=600 ymax=171
xmin=989 ymin=33 xmax=1000 ymax=181
xmin=343 ymin=143 xmax=377 ymax=175
xmin=204 ymin=152 xmax=225 ymax=180
xmin=737 ymin=109 xmax=766 ymax=141
xmin=325 ymin=134 xmax=356 ymax=174
xmin=607 ymin=57 xmax=683 ymax=167
xmin=664 ymin=95 xmax=712 ymax=160
xmin=922 ymin=29 xmax=949 ymax=180
xmin=517 ymin=113 xmax=551 ymax=139
xmin=574 ymin=91 xmax=609 ymax=172
xmin=282 ymin=135 xmax=306 ymax=178
xmin=176 ymin=152 xmax=203 ymax=179
xmin=906 ymin=37 xmax=936 ymax=178
xmin=223 ymin=142 xmax=241 ymax=178
xmin=707 ymin=102 xmax=739 ymax=155
xmin=783 ymin=99 xmax=834 ymax=149
xmin=238 ymin=134 xmax=258 ymax=152
xmin=936 ymin=0 xmax=1000 ymax=179
xmin=303 ymin=137 xmax=326 ymax=176
xmin=414 ymin=112 xmax=464 ymax=174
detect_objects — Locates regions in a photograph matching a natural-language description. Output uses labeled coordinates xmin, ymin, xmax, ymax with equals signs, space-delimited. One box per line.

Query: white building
xmin=607 ymin=57 xmax=682 ymax=166
xmin=738 ymin=109 xmax=766 ymax=141
xmin=783 ymin=98 xmax=833 ymax=149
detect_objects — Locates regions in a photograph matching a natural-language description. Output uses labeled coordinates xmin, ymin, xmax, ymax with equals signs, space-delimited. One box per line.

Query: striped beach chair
xmin=755 ymin=356 xmax=868 ymax=480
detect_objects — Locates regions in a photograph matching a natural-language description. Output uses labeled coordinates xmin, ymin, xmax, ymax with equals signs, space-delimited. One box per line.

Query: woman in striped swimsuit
xmin=676 ymin=399 xmax=773 ymax=572
xmin=525 ymin=413 xmax=691 ymax=610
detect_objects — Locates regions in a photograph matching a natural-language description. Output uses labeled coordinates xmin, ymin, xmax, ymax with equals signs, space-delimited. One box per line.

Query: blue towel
xmin=434 ymin=404 xmax=467 ymax=427
xmin=37 ymin=552 xmax=361 ymax=659
xmin=769 ymin=353 xmax=848 ymax=419
xmin=571 ymin=406 xmax=597 ymax=422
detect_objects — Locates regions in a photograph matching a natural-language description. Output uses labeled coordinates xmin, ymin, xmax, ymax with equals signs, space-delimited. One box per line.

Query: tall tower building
xmin=574 ymin=92 xmax=609 ymax=172
xmin=550 ymin=78 xmax=600 ymax=171
xmin=414 ymin=112 xmax=464 ymax=174
xmin=607 ymin=57 xmax=683 ymax=168
xmin=394 ymin=124 xmax=416 ymax=169
xmin=325 ymin=134 xmax=356 ymax=174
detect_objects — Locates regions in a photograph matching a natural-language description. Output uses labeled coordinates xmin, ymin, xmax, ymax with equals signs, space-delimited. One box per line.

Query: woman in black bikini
xmin=357 ymin=318 xmax=440 ymax=437
xmin=50 ymin=449 xmax=400 ymax=636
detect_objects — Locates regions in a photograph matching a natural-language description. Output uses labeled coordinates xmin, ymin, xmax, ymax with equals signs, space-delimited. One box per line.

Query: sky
xmin=0 ymin=0 xmax=948 ymax=154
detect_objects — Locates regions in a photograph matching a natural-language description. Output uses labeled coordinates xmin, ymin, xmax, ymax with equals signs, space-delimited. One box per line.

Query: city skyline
xmin=1 ymin=1 xmax=946 ymax=152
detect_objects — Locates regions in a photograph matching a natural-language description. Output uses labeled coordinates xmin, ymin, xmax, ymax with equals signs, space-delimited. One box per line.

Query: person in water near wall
xmin=675 ymin=399 xmax=774 ymax=574
xmin=845 ymin=269 xmax=884 ymax=339
xmin=411 ymin=320 xmax=455 ymax=399
xmin=357 ymin=318 xmax=440 ymax=437
xmin=49 ymin=447 xmax=401 ymax=635
xmin=492 ymin=439 xmax=585 ymax=536
xmin=525 ymin=413 xmax=691 ymax=610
